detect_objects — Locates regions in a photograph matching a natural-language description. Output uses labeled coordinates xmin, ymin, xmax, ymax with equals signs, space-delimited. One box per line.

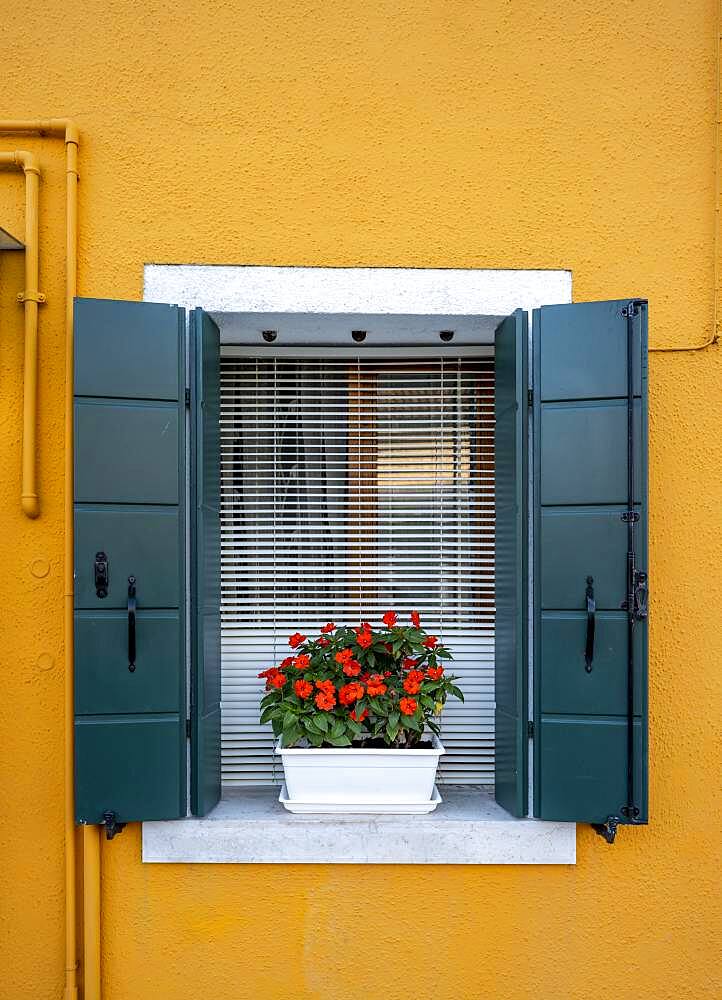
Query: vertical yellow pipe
xmin=82 ymin=827 xmax=100 ymax=1000
xmin=63 ymin=123 xmax=85 ymax=1000
xmin=0 ymin=150 xmax=42 ymax=518
xmin=21 ymin=155 xmax=41 ymax=519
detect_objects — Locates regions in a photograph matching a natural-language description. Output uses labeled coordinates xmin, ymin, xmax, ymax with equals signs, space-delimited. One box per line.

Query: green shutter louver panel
xmin=74 ymin=298 xmax=187 ymax=827
xmin=532 ymin=299 xmax=648 ymax=837
xmin=494 ymin=310 xmax=528 ymax=818
xmin=190 ymin=309 xmax=222 ymax=815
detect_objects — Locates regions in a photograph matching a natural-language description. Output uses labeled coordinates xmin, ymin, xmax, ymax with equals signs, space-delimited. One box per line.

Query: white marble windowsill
xmin=142 ymin=786 xmax=575 ymax=864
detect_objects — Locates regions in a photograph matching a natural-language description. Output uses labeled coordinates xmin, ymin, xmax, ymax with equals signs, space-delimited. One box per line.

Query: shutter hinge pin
xmin=186 ymin=718 xmax=192 ymax=739
xmin=620 ymin=510 xmax=640 ymax=523
xmin=527 ymin=720 xmax=534 ymax=739
xmin=527 ymin=388 xmax=533 ymax=406
xmin=185 ymin=387 xmax=191 ymax=407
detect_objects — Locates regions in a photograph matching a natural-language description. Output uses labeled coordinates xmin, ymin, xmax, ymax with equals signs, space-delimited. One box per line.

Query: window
xmin=73 ymin=267 xmax=649 ymax=862
xmin=219 ymin=353 xmax=495 ymax=786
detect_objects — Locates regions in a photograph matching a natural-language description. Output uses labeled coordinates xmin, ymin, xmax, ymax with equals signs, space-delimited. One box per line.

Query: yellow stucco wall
xmin=1 ymin=2 xmax=721 ymax=998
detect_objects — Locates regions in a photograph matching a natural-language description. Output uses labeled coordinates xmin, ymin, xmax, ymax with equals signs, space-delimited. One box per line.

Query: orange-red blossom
xmin=339 ymin=682 xmax=365 ymax=706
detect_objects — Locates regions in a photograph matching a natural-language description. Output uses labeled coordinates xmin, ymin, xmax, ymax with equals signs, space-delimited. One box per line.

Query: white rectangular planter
xmin=275 ymin=735 xmax=444 ymax=814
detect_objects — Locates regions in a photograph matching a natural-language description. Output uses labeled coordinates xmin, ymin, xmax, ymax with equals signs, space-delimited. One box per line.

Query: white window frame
xmin=142 ymin=264 xmax=575 ymax=865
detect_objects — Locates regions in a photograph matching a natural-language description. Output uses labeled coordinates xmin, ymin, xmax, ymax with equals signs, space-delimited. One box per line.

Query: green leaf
xmin=387 ymin=711 xmax=400 ymax=729
xmin=281 ymin=722 xmax=302 ymax=746
xmin=448 ymin=684 xmax=464 ymax=702
xmin=386 ymin=721 xmax=399 ymax=742
xmin=402 ymin=713 xmax=422 ymax=732
xmin=330 ymin=719 xmax=345 ymax=739
xmin=325 ymin=735 xmax=352 ymax=747
xmin=426 ymin=718 xmax=441 ymax=735
xmin=260 ymin=705 xmax=280 ymax=725
xmin=314 ymin=713 xmax=330 ymax=732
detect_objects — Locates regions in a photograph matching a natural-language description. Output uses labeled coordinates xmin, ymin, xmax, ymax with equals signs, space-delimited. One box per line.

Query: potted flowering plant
xmin=258 ymin=611 xmax=463 ymax=813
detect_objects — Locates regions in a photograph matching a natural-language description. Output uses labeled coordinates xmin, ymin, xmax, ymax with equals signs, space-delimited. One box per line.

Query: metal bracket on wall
xmin=102 ymin=810 xmax=126 ymax=841
xmin=591 ymin=815 xmax=620 ymax=844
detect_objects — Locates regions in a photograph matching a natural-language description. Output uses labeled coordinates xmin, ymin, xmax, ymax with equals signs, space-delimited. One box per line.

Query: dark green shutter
xmin=190 ymin=309 xmax=222 ymax=815
xmin=74 ymin=298 xmax=187 ymax=824
xmin=494 ymin=310 xmax=529 ymax=817
xmin=532 ymin=299 xmax=648 ymax=829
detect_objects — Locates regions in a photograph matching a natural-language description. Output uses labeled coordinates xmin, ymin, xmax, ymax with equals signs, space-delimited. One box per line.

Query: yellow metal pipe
xmin=0 ymin=119 xmax=83 ymax=1000
xmin=82 ymin=826 xmax=101 ymax=1000
xmin=0 ymin=149 xmax=42 ymax=518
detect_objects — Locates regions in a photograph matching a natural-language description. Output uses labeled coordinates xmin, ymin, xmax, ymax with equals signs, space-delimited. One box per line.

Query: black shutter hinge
xmin=186 ymin=718 xmax=192 ymax=739
xmin=527 ymin=720 xmax=534 ymax=739
xmin=620 ymin=510 xmax=640 ymax=523
xmin=185 ymin=387 xmax=191 ymax=407
xmin=591 ymin=815 xmax=620 ymax=844
xmin=527 ymin=388 xmax=533 ymax=407
xmin=102 ymin=810 xmax=126 ymax=841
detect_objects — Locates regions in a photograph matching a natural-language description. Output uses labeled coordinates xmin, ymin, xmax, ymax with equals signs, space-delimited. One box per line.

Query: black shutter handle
xmin=584 ymin=575 xmax=596 ymax=673
xmin=127 ymin=576 xmax=137 ymax=673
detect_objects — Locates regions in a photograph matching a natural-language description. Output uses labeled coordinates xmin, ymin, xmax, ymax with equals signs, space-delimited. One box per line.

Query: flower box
xmin=276 ymin=735 xmax=444 ymax=814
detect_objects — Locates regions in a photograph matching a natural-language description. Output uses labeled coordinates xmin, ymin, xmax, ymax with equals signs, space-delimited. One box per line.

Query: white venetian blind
xmin=219 ymin=353 xmax=495 ymax=785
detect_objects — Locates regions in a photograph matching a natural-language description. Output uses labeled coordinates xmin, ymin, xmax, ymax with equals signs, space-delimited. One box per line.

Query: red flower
xmin=384 ymin=670 xmax=392 ymax=678
xmin=426 ymin=666 xmax=444 ymax=681
xmin=402 ymin=657 xmax=419 ymax=670
xmin=335 ymin=648 xmax=354 ymax=664
xmin=293 ymin=653 xmax=311 ymax=670
xmin=339 ymin=682 xmax=364 ymax=706
xmin=342 ymin=659 xmax=361 ymax=677
xmin=289 ymin=632 xmax=306 ymax=649
xmin=269 ymin=672 xmax=287 ymax=689
xmin=403 ymin=677 xmax=421 ymax=695
xmin=315 ymin=691 xmax=336 ymax=711
xmin=356 ymin=631 xmax=373 ymax=649
xmin=382 ymin=610 xmax=398 ymax=627
xmin=317 ymin=637 xmax=330 ymax=647
xmin=422 ymin=635 xmax=438 ymax=649
xmin=360 ymin=672 xmax=370 ymax=683
xmin=320 ymin=622 xmax=336 ymax=633
xmin=315 ymin=679 xmax=335 ymax=695
xmin=279 ymin=656 xmax=295 ymax=669
xmin=350 ymin=708 xmax=368 ymax=723
xmin=258 ymin=667 xmax=276 ymax=679
xmin=383 ymin=642 xmax=393 ymax=654
xmin=358 ymin=621 xmax=372 ymax=632
xmin=294 ymin=679 xmax=313 ymax=699
xmin=406 ymin=669 xmax=425 ymax=685
xmin=366 ymin=674 xmax=387 ymax=697
xmin=411 ymin=610 xmax=421 ymax=628
xmin=399 ymin=697 xmax=418 ymax=716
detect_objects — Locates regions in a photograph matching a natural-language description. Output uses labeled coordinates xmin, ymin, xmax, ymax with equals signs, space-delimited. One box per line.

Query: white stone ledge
xmin=142 ymin=787 xmax=576 ymax=865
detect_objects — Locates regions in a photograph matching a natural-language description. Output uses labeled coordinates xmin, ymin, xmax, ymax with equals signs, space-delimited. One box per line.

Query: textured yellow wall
xmin=1 ymin=2 xmax=721 ymax=998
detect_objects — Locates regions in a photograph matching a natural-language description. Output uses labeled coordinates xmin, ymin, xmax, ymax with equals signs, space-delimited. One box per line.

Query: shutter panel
xmin=190 ymin=309 xmax=222 ymax=815
xmin=532 ymin=299 xmax=648 ymax=831
xmin=494 ymin=310 xmax=528 ymax=817
xmin=74 ymin=298 xmax=187 ymax=824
